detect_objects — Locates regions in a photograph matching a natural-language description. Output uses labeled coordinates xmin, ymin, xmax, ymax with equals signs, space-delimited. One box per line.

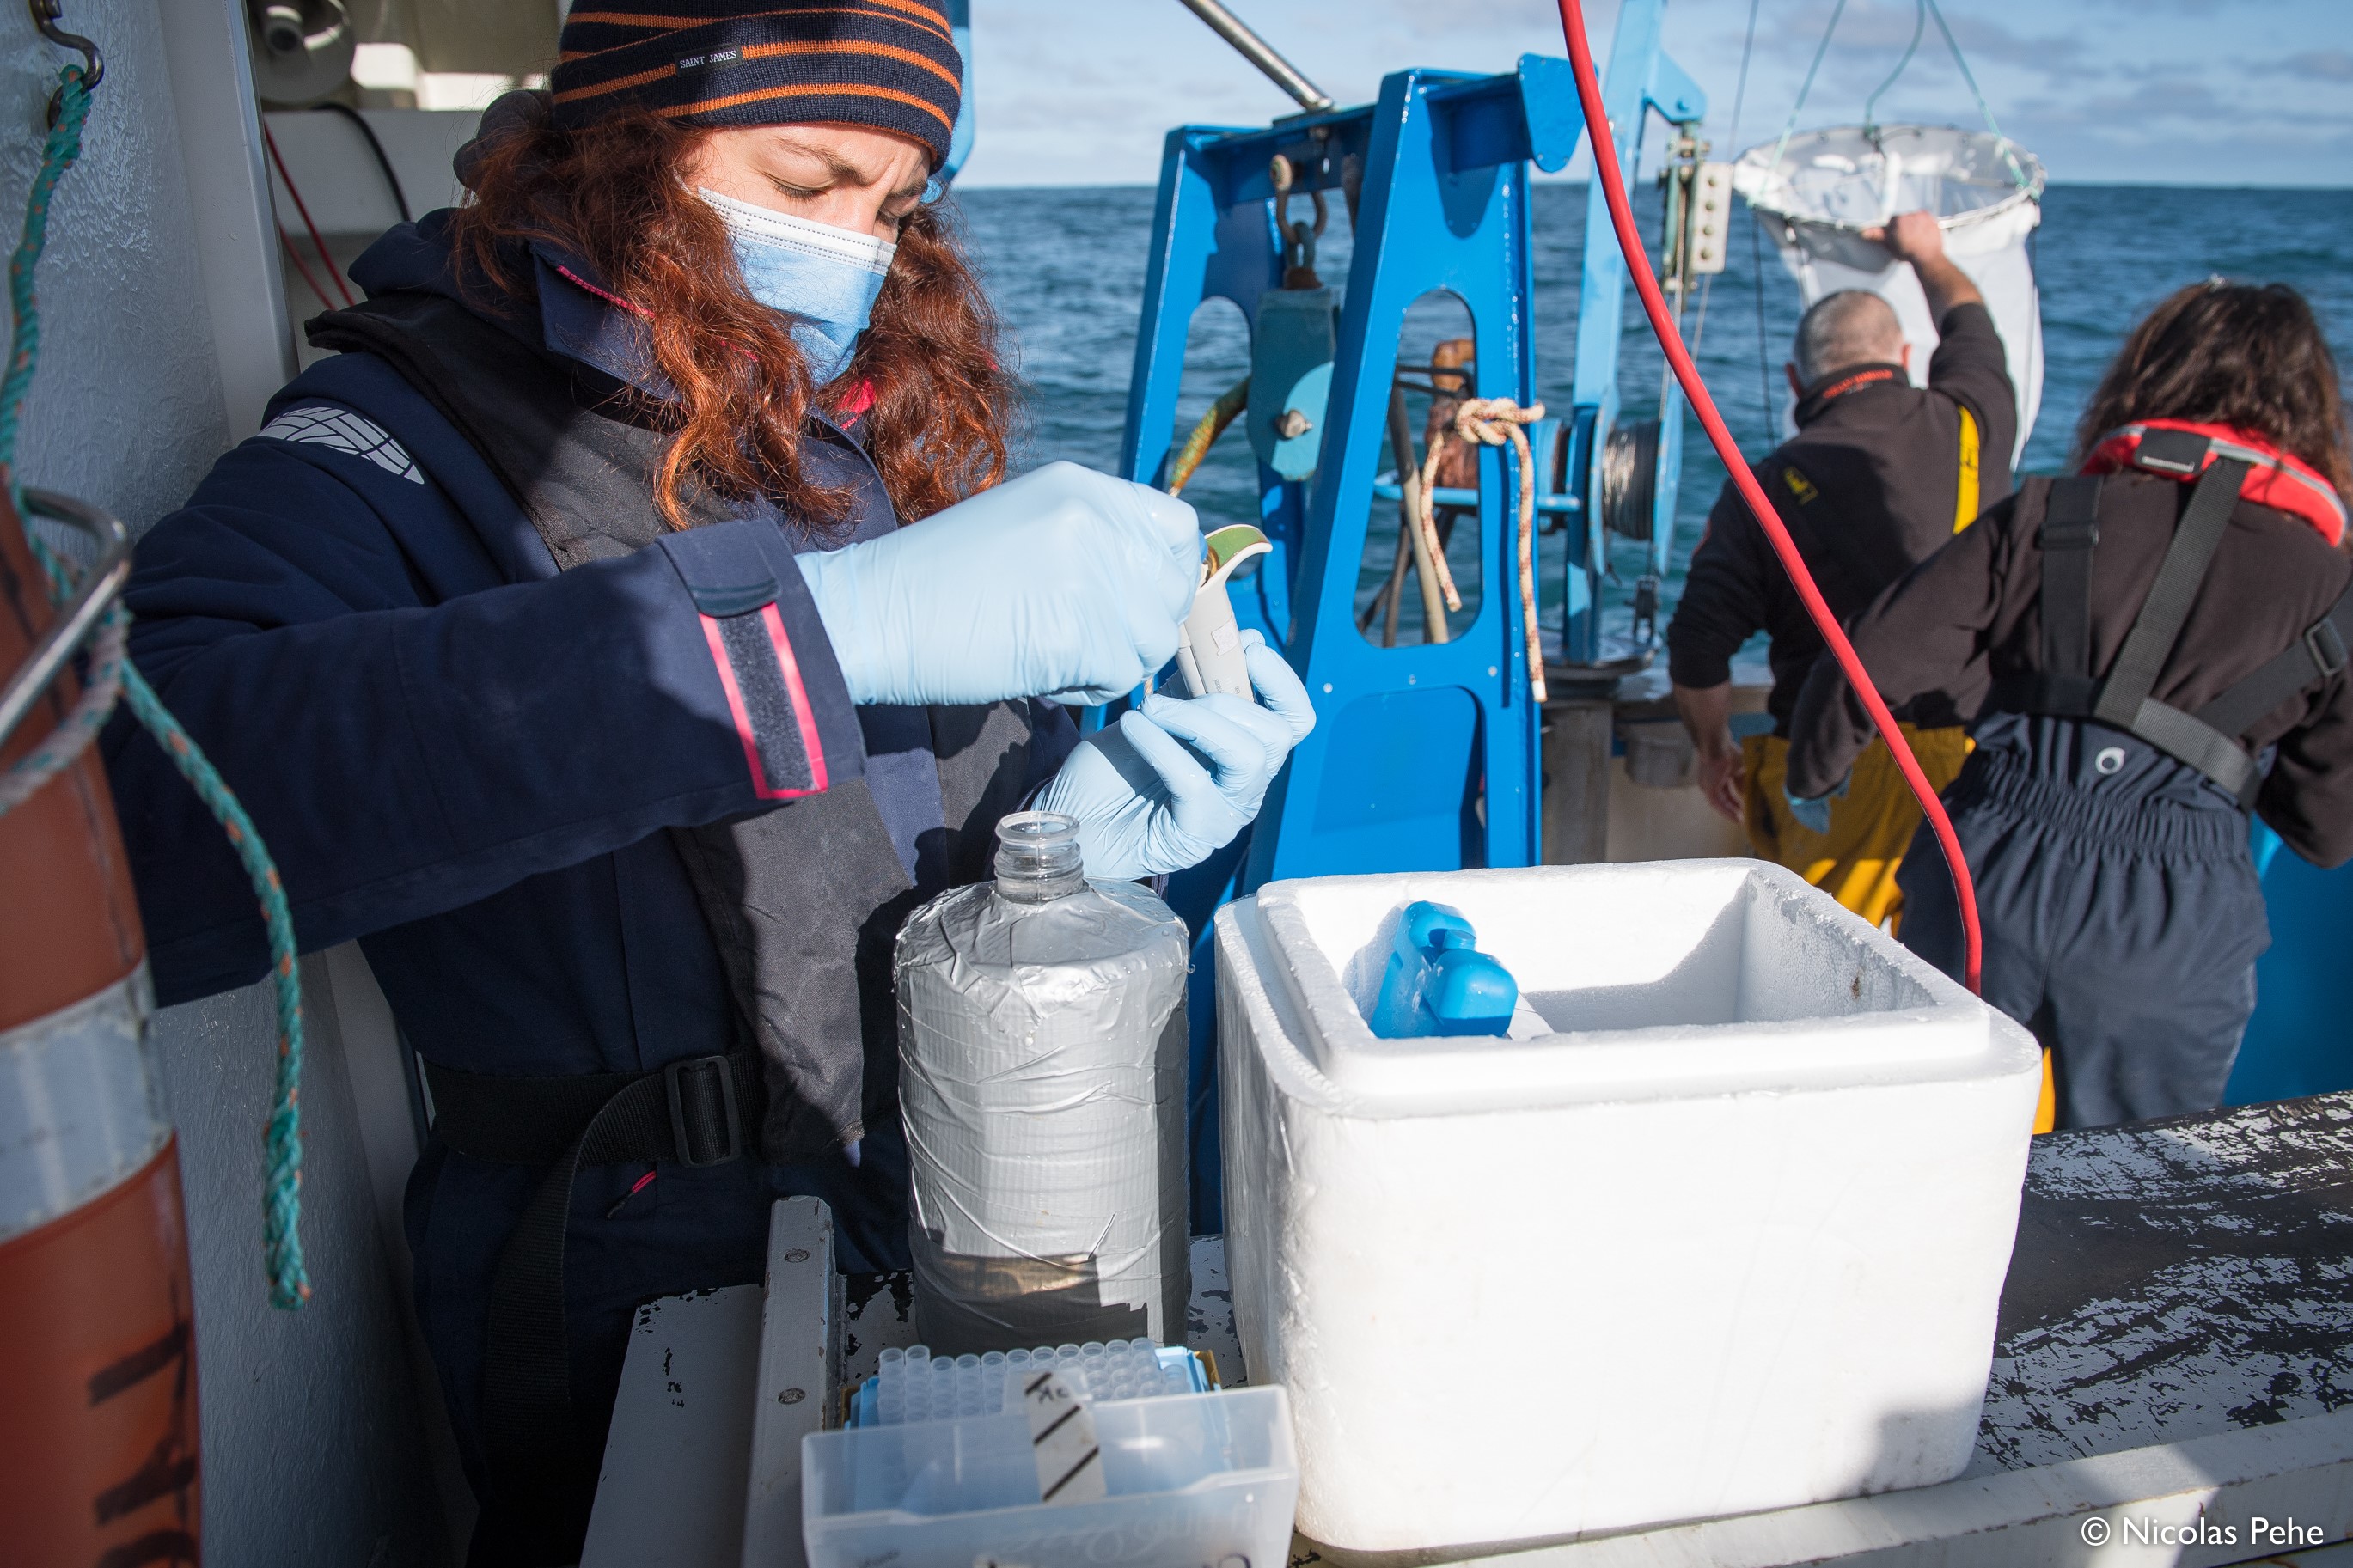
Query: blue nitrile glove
xmin=1229 ymin=632 xmax=1317 ymax=805
xmin=1035 ymin=636 xmax=1317 ymax=879
xmin=795 ymin=461 xmax=1202 ymax=706
xmin=1784 ymin=771 xmax=1850 ymax=835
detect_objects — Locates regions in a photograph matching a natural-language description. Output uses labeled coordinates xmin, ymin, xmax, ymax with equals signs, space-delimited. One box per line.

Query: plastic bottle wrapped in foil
xmin=895 ymin=811 xmax=1189 ymax=1353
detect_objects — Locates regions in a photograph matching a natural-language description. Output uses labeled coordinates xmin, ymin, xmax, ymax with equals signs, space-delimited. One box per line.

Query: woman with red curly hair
xmin=102 ymin=3 xmax=1310 ymax=1559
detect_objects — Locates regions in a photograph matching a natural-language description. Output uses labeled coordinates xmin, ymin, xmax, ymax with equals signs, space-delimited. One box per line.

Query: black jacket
xmin=1666 ymin=302 xmax=2017 ymax=730
xmin=1786 ymin=471 xmax=2353 ymax=867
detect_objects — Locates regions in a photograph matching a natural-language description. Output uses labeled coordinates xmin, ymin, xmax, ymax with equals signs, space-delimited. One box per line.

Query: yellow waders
xmin=1729 ymin=413 xmax=2019 ymax=1111
xmin=1739 ymin=723 xmax=1973 ymax=931
xmin=1742 ymin=726 xmax=2056 ymax=1131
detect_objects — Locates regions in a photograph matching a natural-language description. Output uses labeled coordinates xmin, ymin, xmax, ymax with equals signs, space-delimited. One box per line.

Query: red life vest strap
xmin=2084 ymin=418 xmax=2345 ymax=546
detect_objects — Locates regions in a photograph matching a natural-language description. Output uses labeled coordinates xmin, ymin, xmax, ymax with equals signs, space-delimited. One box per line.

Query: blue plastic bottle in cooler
xmin=1366 ymin=900 xmax=1519 ymax=1039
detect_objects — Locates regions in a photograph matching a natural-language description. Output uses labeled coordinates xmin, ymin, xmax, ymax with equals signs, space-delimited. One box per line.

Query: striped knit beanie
xmin=552 ymin=2 xmax=963 ymax=167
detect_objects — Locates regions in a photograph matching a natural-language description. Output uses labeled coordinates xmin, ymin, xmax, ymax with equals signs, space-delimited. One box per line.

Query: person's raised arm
xmin=1864 ymin=210 xmax=1982 ymax=326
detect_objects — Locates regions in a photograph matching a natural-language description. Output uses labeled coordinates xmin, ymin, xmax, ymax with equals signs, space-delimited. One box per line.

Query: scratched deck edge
xmin=1287 ymin=1406 xmax=2353 ymax=1568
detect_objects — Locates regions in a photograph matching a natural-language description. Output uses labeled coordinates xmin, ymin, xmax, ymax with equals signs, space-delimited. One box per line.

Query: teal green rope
xmin=1923 ymin=0 xmax=2033 ymax=192
xmin=1764 ymin=0 xmax=1847 ymax=184
xmin=0 ymin=71 xmax=88 ymax=489
xmin=1862 ymin=0 xmax=1926 ymax=135
xmin=3 ymin=67 xmax=311 ymax=1308
xmin=119 ymin=662 xmax=312 ymax=1308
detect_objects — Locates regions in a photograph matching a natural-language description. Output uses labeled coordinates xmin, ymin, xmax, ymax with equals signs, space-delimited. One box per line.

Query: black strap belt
xmin=424 ymin=1050 xmax=759 ymax=1168
xmin=422 ymin=1050 xmax=763 ymax=1563
xmin=1993 ymin=448 xmax=2352 ymax=811
xmin=2197 ymin=589 xmax=2353 ymax=743
xmin=2038 ymin=473 xmax=2100 ymax=685
xmin=2090 ymin=455 xmax=2247 ymax=732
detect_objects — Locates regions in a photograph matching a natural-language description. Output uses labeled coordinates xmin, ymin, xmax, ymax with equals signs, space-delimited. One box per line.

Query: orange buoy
xmin=0 ymin=488 xmax=202 ymax=1563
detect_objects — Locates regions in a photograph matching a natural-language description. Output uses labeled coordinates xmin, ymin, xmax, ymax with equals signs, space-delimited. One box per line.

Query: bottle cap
xmin=994 ymin=810 xmax=1085 ymax=902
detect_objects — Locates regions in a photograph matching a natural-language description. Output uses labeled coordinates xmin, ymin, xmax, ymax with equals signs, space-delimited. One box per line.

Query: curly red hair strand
xmin=448 ymin=105 xmax=1014 ymax=534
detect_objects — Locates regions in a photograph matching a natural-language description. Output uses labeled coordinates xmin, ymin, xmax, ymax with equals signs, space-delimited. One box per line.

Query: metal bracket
xmin=0 ymin=487 xmax=130 ymax=752
xmin=739 ymin=1197 xmax=839 ymax=1568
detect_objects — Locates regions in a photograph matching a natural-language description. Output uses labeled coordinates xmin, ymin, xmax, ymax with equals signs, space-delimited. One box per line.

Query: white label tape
xmin=1020 ymin=1370 xmax=1106 ymax=1506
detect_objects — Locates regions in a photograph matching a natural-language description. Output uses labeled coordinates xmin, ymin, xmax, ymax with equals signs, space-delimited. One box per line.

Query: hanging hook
xmin=28 ymin=0 xmax=103 ymax=127
xmin=28 ymin=1 xmax=102 ymax=87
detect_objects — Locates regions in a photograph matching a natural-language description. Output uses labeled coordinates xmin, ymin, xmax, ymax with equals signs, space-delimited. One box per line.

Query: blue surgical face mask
xmin=699 ymin=187 xmax=895 ymax=385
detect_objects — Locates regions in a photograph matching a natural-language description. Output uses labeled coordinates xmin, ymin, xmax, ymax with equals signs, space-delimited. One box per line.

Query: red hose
xmin=263 ymin=121 xmax=356 ymax=309
xmin=1553 ymin=0 xmax=1985 ymax=993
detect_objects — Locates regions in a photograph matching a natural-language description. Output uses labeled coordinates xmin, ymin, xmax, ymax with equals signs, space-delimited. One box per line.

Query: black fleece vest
xmin=309 ymin=292 xmax=1042 ymax=1161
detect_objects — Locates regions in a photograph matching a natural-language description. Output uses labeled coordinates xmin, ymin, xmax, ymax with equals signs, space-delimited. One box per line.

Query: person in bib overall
xmin=1787 ymin=281 xmax=2353 ymax=1132
xmin=1666 ymin=210 xmax=2014 ymax=927
xmin=101 ymin=4 xmax=1313 ymax=1559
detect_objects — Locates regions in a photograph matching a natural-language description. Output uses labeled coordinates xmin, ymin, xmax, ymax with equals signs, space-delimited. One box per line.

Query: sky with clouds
xmin=952 ymin=0 xmax=2353 ymax=187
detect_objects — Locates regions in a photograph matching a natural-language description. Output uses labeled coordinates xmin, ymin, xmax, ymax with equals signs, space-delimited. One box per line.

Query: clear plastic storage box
xmin=801 ymin=1386 xmax=1296 ymax=1568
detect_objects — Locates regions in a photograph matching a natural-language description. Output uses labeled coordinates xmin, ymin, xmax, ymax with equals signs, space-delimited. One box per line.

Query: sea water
xmin=956 ymin=183 xmax=2353 ymax=650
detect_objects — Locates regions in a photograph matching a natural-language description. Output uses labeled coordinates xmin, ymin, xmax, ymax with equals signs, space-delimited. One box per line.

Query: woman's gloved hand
xmin=1034 ymin=633 xmax=1317 ymax=880
xmin=795 ymin=461 xmax=1202 ymax=706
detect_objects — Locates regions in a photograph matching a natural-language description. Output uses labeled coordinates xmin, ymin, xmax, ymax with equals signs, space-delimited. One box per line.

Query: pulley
xmin=1655 ymin=124 xmax=1730 ymax=302
xmin=1599 ymin=418 xmax=1662 ymax=541
xmin=247 ymin=0 xmax=354 ymax=108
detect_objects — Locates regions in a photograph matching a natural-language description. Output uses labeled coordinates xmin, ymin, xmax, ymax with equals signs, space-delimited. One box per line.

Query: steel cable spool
xmin=1600 ymin=418 xmax=1661 ymax=541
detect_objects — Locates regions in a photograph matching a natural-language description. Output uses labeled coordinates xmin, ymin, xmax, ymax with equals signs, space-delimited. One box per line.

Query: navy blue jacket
xmin=101 ymin=212 xmax=1073 ymax=1484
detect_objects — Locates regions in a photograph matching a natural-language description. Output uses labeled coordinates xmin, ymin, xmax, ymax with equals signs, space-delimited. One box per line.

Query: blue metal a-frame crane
xmin=1119 ymin=0 xmax=1709 ymax=1225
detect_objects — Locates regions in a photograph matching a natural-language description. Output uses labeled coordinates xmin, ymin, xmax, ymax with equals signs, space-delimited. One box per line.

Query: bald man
xmin=1665 ymin=210 xmax=2015 ymax=926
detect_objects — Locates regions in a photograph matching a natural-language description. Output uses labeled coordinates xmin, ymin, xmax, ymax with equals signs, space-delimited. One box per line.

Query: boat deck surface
xmin=584 ymin=1092 xmax=2353 ymax=1568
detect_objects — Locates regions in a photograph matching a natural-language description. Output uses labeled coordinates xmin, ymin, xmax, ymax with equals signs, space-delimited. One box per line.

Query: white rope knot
xmin=1452 ymin=398 xmax=1543 ymax=448
xmin=1416 ymin=395 xmax=1550 ymax=703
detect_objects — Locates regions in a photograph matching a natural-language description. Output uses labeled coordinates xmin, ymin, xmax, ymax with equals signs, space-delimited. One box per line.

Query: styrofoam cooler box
xmin=1214 ymin=861 xmax=2041 ymax=1553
